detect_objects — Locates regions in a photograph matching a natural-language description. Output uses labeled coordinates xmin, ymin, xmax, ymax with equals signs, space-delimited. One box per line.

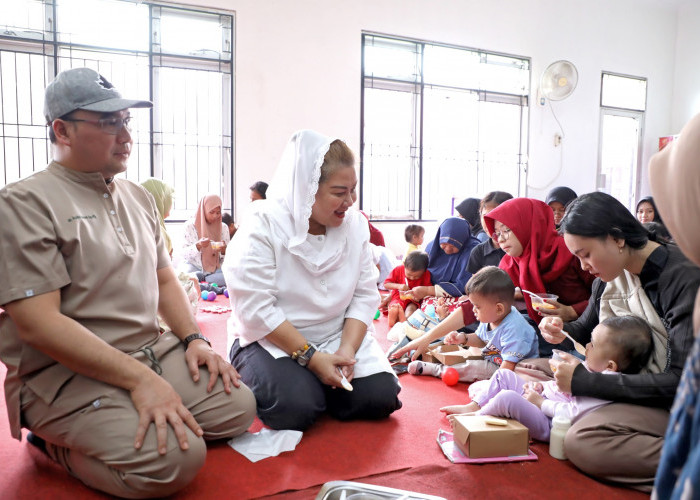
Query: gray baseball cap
xmin=44 ymin=67 xmax=152 ymax=124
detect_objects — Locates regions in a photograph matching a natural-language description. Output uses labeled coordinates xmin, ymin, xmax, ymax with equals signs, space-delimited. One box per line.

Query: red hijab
xmin=194 ymin=194 xmax=223 ymax=272
xmin=483 ymin=198 xmax=576 ymax=322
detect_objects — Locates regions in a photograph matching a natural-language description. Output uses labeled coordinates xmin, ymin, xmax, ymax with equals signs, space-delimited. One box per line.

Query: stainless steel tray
xmin=315 ymin=481 xmax=448 ymax=500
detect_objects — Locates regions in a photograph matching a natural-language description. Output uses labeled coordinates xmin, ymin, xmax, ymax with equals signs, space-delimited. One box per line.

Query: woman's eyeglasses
xmin=492 ymin=228 xmax=512 ymax=241
xmin=62 ymin=116 xmax=132 ymax=135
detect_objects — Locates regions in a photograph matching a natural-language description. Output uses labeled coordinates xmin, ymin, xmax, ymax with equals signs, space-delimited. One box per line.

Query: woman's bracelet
xmin=291 ymin=343 xmax=310 ymax=360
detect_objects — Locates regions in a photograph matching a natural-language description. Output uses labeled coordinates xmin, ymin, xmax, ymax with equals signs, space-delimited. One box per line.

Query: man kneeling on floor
xmin=0 ymin=67 xmax=255 ymax=498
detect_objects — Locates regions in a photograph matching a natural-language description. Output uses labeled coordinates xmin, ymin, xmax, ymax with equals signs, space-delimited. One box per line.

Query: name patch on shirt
xmin=67 ymin=214 xmax=97 ymax=223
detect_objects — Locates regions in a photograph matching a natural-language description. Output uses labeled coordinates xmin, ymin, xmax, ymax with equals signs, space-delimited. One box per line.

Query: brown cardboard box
xmin=451 ymin=415 xmax=529 ymax=458
xmin=429 ymin=344 xmax=483 ymax=365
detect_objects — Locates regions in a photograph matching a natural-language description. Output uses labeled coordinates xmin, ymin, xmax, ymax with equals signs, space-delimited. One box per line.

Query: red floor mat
xmin=0 ymin=297 xmax=646 ymax=499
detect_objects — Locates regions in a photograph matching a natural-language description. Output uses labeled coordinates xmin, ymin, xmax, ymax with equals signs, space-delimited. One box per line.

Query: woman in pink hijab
xmin=180 ymin=194 xmax=230 ymax=285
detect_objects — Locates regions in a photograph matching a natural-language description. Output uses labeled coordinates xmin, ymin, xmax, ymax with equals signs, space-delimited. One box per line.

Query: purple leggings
xmin=472 ymin=369 xmax=552 ymax=441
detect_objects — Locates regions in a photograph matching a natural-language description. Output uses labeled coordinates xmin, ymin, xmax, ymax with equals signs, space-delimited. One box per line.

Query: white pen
xmin=337 ymin=367 xmax=353 ymax=391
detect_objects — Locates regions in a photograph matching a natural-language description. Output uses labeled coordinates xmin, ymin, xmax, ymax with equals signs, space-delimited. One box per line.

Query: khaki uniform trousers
xmin=20 ymin=332 xmax=256 ymax=499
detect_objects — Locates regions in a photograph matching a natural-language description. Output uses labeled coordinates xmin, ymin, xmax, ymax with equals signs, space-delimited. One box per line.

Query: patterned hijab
xmin=484 ymin=197 xmax=576 ymax=322
xmin=140 ymin=178 xmax=174 ymax=254
xmin=194 ymin=194 xmax=222 ymax=272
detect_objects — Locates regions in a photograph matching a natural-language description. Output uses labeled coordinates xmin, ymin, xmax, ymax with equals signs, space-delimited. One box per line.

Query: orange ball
xmin=442 ymin=367 xmax=459 ymax=386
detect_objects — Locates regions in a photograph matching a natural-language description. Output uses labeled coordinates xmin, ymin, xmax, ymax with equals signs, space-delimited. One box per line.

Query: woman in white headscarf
xmin=223 ymin=130 xmax=402 ymax=430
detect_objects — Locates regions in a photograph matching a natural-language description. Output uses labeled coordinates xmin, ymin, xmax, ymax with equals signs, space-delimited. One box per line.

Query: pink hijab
xmin=650 ymin=113 xmax=700 ymax=267
xmin=194 ymin=194 xmax=222 ymax=272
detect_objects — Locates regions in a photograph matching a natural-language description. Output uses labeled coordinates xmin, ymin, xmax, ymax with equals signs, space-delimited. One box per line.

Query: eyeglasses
xmin=62 ymin=116 xmax=132 ymax=135
xmin=492 ymin=228 xmax=512 ymax=241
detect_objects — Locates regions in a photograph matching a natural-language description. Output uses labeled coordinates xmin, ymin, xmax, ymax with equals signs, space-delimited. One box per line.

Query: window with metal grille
xmin=361 ymin=34 xmax=530 ymax=220
xmin=0 ymin=0 xmax=233 ymax=219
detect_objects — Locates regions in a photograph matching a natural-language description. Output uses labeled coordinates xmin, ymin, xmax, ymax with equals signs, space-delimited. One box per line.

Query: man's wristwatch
xmin=183 ymin=333 xmax=211 ymax=349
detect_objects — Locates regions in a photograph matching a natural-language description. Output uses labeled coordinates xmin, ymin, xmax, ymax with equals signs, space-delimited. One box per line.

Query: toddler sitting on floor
xmin=442 ymin=315 xmax=653 ymax=442
xmin=390 ymin=266 xmax=538 ymax=382
xmin=383 ymin=251 xmax=432 ymax=327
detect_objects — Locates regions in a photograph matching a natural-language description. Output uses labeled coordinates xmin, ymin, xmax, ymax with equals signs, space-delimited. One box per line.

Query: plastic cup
xmin=549 ymin=348 xmax=566 ymax=373
xmin=530 ymin=293 xmax=558 ymax=311
xmin=211 ymin=241 xmax=224 ymax=251
xmin=551 ymin=349 xmax=566 ymax=362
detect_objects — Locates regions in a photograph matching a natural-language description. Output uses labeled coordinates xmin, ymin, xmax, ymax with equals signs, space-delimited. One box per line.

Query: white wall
xmin=167 ymin=0 xmax=684 ymax=252
xmin=671 ymin=1 xmax=700 ymax=132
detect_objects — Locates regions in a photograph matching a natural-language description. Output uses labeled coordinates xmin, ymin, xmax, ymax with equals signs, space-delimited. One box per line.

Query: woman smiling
xmin=223 ymin=130 xmax=401 ymax=431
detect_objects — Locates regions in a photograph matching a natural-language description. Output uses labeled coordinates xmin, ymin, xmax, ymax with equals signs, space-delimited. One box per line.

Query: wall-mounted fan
xmin=539 ymin=60 xmax=578 ymax=102
xmin=529 ymin=60 xmax=579 ymax=191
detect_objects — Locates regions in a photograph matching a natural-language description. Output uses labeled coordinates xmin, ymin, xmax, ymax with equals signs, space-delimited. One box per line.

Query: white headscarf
xmin=264 ymin=129 xmax=356 ymax=275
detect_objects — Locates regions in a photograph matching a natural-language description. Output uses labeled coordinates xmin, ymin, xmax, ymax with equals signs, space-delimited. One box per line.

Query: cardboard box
xmin=429 ymin=344 xmax=483 ymax=365
xmin=451 ymin=415 xmax=529 ymax=458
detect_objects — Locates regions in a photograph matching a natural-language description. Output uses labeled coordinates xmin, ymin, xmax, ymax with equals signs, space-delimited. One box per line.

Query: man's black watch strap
xmin=183 ymin=333 xmax=211 ymax=349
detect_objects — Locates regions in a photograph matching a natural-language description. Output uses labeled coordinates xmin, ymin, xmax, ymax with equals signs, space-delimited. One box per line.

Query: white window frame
xmin=596 ymin=71 xmax=647 ymax=211
xmin=360 ymin=33 xmax=530 ymax=221
xmin=0 ymin=0 xmax=235 ymax=220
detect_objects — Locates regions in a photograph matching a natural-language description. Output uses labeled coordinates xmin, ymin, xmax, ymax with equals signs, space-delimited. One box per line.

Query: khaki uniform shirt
xmin=0 ymin=162 xmax=170 ymax=439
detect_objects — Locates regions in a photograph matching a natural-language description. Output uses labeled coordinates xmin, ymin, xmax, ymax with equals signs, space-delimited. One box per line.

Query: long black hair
xmin=559 ymin=192 xmax=652 ymax=249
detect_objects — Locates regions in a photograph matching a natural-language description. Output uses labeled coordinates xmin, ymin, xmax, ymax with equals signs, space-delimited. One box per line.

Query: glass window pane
xmin=364 ymin=36 xmax=420 ymax=82
xmin=423 ymin=45 xmax=480 ymax=88
xmin=363 ymin=87 xmax=417 ymax=218
xmin=481 ymin=54 xmax=530 ymax=95
xmin=599 ymin=113 xmax=641 ymax=211
xmin=56 ymin=0 xmax=149 ymax=51
xmin=422 ymin=88 xmax=479 ymax=219
xmin=477 ymin=101 xmax=523 ymax=196
xmin=160 ymin=8 xmax=226 ymax=58
xmin=154 ymin=66 xmax=228 ymax=217
xmin=0 ymin=0 xmax=45 ymax=35
xmin=362 ymin=34 xmax=529 ymax=219
xmin=0 ymin=50 xmax=51 ymax=186
xmin=601 ymin=73 xmax=647 ymax=111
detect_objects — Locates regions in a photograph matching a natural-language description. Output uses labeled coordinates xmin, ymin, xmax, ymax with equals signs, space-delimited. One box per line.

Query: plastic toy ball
xmin=442 ymin=367 xmax=459 ymax=386
xmin=207 ymin=291 xmax=217 ymax=301
xmin=224 ymin=289 xmax=229 ymax=298
xmin=201 ymin=291 xmax=208 ymax=300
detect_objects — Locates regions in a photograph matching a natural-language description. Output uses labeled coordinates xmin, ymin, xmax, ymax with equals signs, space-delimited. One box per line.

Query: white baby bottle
xmin=549 ymin=415 xmax=572 ymax=460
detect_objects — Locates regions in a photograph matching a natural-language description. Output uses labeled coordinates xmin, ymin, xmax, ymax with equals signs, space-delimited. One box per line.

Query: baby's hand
xmin=523 ymin=388 xmax=545 ymax=408
xmin=443 ymin=331 xmax=466 ymax=345
xmin=435 ymin=304 xmax=449 ymax=319
xmin=523 ymin=381 xmax=544 ymax=394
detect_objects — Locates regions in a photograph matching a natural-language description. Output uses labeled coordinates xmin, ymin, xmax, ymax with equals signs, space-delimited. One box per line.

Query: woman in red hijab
xmin=180 ymin=194 xmax=230 ymax=285
xmin=483 ymin=198 xmax=593 ymax=324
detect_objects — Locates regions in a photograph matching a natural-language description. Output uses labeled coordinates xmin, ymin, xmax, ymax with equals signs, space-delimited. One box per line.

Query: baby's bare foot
xmin=440 ymin=402 xmax=480 ymax=415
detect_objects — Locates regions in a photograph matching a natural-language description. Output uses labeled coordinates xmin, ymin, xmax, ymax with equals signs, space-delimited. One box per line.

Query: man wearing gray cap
xmin=0 ymin=67 xmax=255 ymax=498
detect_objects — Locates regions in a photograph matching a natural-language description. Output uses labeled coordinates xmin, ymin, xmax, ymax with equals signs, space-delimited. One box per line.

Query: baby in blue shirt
xmin=391 ymin=266 xmax=538 ymax=383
